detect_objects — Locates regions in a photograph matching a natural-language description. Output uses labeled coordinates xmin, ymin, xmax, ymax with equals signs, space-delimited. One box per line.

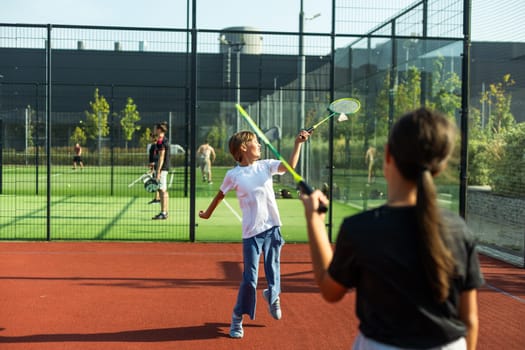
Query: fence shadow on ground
xmin=0 ymin=323 xmax=265 ymax=343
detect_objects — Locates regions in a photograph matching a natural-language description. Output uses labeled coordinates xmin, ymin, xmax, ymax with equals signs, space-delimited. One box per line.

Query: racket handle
xmin=300 ymin=127 xmax=314 ymax=140
xmin=297 ymin=181 xmax=328 ymax=213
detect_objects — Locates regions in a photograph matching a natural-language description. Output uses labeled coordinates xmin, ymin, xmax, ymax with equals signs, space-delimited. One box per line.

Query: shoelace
xmin=231 ymin=314 xmax=242 ymax=329
xmin=271 ymin=298 xmax=280 ymax=312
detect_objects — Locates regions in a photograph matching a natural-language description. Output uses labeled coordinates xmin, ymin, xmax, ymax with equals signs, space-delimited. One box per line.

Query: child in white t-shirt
xmin=199 ymin=129 xmax=310 ymax=338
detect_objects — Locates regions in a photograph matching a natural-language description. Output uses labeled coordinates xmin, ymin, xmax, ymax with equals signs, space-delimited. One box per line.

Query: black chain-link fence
xmin=1 ymin=0 xmax=522 ymax=267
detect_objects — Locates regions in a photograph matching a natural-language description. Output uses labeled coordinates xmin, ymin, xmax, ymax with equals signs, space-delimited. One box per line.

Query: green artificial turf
xmin=0 ymin=165 xmax=458 ymax=242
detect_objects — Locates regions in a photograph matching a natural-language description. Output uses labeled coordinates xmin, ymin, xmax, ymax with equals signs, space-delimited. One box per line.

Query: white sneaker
xmin=229 ymin=313 xmax=244 ymax=338
xmin=263 ymin=289 xmax=282 ymax=320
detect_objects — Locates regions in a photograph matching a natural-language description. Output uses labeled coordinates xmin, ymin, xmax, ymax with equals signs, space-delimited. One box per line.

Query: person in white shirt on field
xmin=199 ymin=129 xmax=310 ymax=339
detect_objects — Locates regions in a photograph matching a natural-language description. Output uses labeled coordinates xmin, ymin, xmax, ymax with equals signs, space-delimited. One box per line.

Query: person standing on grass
xmin=301 ymin=108 xmax=483 ymax=350
xmin=152 ymin=122 xmax=170 ymax=220
xmin=147 ymin=130 xmax=161 ymax=205
xmin=197 ymin=140 xmax=216 ymax=184
xmin=199 ymin=129 xmax=310 ymax=339
xmin=72 ymin=143 xmax=84 ymax=170
xmin=365 ymin=145 xmax=376 ymax=184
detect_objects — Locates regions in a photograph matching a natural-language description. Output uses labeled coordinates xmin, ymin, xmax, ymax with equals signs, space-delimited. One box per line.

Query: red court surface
xmin=0 ymin=242 xmax=523 ymax=350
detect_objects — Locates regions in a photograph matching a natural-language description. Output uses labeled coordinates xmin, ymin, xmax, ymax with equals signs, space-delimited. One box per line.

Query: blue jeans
xmin=233 ymin=226 xmax=284 ymax=320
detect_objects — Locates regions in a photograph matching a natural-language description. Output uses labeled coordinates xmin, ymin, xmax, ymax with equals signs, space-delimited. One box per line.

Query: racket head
xmin=144 ymin=176 xmax=160 ymax=193
xmin=328 ymin=97 xmax=361 ymax=115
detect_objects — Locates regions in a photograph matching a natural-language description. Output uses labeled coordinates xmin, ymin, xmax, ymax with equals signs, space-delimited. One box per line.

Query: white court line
xmin=1 ymin=169 xmax=63 ymax=179
xmin=485 ymin=283 xmax=525 ymax=304
xmin=346 ymin=201 xmax=364 ymax=210
xmin=222 ymin=198 xmax=242 ymax=223
xmin=38 ymin=173 xmax=62 ymax=180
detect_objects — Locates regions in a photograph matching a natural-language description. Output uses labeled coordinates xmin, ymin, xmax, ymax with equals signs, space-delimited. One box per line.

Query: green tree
xmin=139 ymin=127 xmax=152 ymax=149
xmin=84 ymin=88 xmax=110 ymax=142
xmin=492 ymin=123 xmax=525 ymax=196
xmin=396 ymin=66 xmax=421 ymax=115
xmin=467 ymin=107 xmax=492 ymax=186
xmin=84 ymin=88 xmax=110 ymax=165
xmin=425 ymin=57 xmax=462 ymax=176
xmin=468 ymin=74 xmax=518 ymax=191
xmin=206 ymin=114 xmax=229 ymax=150
xmin=374 ymin=58 xmax=461 ymax=183
xmin=69 ymin=126 xmax=87 ymax=146
xmin=427 ymin=56 xmax=461 ymax=115
xmin=374 ymin=71 xmax=393 ymax=141
xmin=120 ymin=97 xmax=141 ymax=149
xmin=481 ymin=73 xmax=515 ymax=134
xmin=374 ymin=66 xmax=421 ymax=143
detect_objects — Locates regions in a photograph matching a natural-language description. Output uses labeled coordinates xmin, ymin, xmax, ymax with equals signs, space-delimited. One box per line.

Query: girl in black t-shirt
xmin=301 ymin=108 xmax=483 ymax=350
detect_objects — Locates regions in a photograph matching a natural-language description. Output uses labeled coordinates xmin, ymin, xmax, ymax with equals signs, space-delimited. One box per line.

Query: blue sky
xmin=0 ymin=0 xmax=523 ymax=42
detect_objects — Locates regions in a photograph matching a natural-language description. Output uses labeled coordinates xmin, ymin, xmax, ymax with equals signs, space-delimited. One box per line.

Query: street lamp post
xmin=219 ymin=35 xmax=245 ymax=132
xmin=298 ymin=0 xmax=320 ymax=181
xmin=299 ymin=1 xmax=305 ymax=135
xmin=235 ymin=46 xmax=241 ymax=128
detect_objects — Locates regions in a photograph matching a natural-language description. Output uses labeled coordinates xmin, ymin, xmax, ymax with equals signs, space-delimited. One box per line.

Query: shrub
xmin=491 ymin=123 xmax=525 ymax=197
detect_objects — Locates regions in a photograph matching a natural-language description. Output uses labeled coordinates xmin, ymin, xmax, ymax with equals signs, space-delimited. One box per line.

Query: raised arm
xmin=278 ymin=129 xmax=310 ymax=173
xmin=301 ymin=190 xmax=347 ymax=302
xmin=199 ymin=190 xmax=225 ymax=219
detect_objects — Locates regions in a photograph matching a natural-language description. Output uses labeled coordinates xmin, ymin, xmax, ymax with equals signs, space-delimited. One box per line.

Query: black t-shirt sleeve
xmin=160 ymin=138 xmax=170 ymax=170
xmin=443 ymin=211 xmax=484 ymax=291
xmin=462 ymin=234 xmax=484 ymax=291
xmin=328 ymin=219 xmax=359 ymax=289
xmin=148 ymin=143 xmax=156 ymax=163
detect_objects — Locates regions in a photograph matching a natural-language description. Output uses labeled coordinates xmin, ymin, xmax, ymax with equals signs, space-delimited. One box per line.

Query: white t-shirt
xmin=220 ymin=159 xmax=284 ymax=239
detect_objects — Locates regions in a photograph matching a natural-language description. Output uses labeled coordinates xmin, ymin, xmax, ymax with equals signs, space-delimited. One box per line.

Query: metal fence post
xmin=46 ymin=24 xmax=52 ymax=241
xmin=189 ymin=0 xmax=198 ymax=242
xmin=459 ymin=0 xmax=471 ymax=219
xmin=0 ymin=118 xmax=3 ymax=195
xmin=328 ymin=0 xmax=336 ymax=242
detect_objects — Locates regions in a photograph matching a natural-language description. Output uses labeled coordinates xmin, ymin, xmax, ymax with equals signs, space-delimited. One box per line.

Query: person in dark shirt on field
xmin=147 ymin=130 xmax=161 ymax=205
xmin=152 ymin=122 xmax=170 ymax=220
xmin=301 ymin=108 xmax=483 ymax=350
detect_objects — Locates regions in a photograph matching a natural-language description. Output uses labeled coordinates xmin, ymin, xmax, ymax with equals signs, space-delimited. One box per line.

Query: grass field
xmin=0 ymin=165 xmax=368 ymax=242
xmin=0 ymin=164 xmax=459 ymax=242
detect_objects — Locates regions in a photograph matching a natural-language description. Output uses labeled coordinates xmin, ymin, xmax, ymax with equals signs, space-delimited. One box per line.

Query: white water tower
xmin=219 ymin=26 xmax=262 ymax=55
